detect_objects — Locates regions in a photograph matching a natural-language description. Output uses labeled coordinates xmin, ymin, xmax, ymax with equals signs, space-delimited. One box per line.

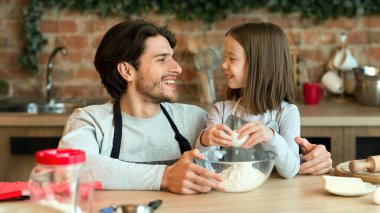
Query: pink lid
xmin=36 ymin=149 xmax=86 ymax=165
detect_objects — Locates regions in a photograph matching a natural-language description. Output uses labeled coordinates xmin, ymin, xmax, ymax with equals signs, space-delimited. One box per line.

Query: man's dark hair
xmin=94 ymin=20 xmax=176 ymax=100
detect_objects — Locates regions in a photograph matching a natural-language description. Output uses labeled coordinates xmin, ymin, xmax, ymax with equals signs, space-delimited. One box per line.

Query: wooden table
xmin=91 ymin=174 xmax=378 ymax=213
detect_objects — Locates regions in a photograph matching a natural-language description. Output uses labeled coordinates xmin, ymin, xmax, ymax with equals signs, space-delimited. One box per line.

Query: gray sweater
xmin=59 ymin=102 xmax=208 ymax=190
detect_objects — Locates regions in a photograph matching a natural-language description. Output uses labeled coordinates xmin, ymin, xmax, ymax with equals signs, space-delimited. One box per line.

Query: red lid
xmin=36 ymin=149 xmax=86 ymax=165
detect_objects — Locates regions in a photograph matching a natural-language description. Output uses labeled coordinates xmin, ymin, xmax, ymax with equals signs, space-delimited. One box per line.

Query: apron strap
xmin=110 ymin=101 xmax=191 ymax=159
xmin=268 ymin=109 xmax=280 ymax=133
xmin=111 ymin=99 xmax=122 ymax=159
xmin=160 ymin=104 xmax=192 ymax=154
xmin=231 ymin=98 xmax=241 ymax=115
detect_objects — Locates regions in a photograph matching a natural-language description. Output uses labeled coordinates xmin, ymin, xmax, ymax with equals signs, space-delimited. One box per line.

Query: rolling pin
xmin=349 ymin=155 xmax=380 ymax=173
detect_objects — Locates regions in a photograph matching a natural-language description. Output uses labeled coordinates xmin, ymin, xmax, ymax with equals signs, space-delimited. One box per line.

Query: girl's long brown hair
xmin=225 ymin=22 xmax=294 ymax=115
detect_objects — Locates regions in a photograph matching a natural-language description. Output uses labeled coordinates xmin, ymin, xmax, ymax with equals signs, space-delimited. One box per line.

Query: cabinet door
xmin=345 ymin=127 xmax=380 ymax=161
xmin=301 ymin=127 xmax=344 ymax=166
xmin=0 ymin=127 xmax=63 ymax=181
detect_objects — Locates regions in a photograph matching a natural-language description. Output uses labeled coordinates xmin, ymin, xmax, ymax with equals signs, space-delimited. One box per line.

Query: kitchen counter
xmin=6 ymin=174 xmax=380 ymax=213
xmin=0 ymin=113 xmax=68 ymax=127
xmin=1 ymin=99 xmax=380 ymax=181
xmin=1 ymin=98 xmax=379 ymax=127
xmin=297 ymin=98 xmax=380 ymax=126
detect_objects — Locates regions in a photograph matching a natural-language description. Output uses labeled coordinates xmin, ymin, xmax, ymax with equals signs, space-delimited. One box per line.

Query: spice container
xmin=29 ymin=149 xmax=94 ymax=213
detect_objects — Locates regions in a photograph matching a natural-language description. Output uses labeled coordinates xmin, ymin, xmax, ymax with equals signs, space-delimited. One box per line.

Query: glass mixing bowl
xmin=194 ymin=147 xmax=276 ymax=193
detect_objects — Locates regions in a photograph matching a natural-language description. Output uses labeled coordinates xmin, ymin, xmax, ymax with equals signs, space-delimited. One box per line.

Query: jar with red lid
xmin=29 ymin=149 xmax=94 ymax=213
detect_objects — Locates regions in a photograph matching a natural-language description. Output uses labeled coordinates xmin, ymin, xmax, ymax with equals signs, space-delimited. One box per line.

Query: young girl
xmin=197 ymin=22 xmax=300 ymax=179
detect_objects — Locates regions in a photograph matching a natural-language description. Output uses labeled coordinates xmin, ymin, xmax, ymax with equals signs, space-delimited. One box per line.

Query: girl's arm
xmin=260 ymin=104 xmax=301 ymax=179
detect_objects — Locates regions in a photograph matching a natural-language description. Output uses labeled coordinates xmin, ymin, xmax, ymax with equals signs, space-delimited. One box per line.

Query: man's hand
xmin=160 ymin=149 xmax=224 ymax=194
xmin=296 ymin=137 xmax=333 ymax=175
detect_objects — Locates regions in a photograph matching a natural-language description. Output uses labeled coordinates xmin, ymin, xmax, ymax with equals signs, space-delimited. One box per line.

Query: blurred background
xmin=2 ymin=0 xmax=380 ymax=104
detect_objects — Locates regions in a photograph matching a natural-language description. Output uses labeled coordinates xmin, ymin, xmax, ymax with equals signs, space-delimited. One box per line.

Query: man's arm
xmin=296 ymin=137 xmax=333 ymax=175
xmin=59 ymin=109 xmax=167 ymax=190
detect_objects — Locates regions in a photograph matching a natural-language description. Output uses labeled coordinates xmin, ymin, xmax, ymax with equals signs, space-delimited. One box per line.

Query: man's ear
xmin=117 ymin=62 xmax=135 ymax=81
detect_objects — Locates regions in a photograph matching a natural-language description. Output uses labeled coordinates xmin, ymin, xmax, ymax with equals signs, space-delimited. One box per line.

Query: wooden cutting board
xmin=335 ymin=160 xmax=380 ymax=184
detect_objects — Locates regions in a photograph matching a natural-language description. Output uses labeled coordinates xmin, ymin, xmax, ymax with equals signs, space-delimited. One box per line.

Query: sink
xmin=37 ymin=102 xmax=82 ymax=114
xmin=0 ymin=101 xmax=83 ymax=114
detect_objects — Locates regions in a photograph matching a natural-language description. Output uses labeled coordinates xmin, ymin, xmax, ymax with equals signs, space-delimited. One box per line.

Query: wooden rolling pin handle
xmin=367 ymin=156 xmax=380 ymax=173
xmin=349 ymin=155 xmax=380 ymax=173
xmin=349 ymin=160 xmax=371 ymax=172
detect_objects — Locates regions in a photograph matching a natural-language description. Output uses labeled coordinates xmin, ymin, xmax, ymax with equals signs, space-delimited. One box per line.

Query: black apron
xmin=110 ymin=100 xmax=192 ymax=165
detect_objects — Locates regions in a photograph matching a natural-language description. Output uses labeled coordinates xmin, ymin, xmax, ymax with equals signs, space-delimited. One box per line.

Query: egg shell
xmin=372 ymin=187 xmax=380 ymax=205
xmin=231 ymin=131 xmax=248 ymax=147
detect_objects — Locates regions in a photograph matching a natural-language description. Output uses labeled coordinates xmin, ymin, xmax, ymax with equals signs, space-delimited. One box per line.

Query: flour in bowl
xmin=219 ymin=162 xmax=266 ymax=192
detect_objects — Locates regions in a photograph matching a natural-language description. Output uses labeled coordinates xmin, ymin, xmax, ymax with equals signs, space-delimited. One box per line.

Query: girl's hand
xmin=237 ymin=121 xmax=275 ymax=148
xmin=200 ymin=124 xmax=233 ymax=147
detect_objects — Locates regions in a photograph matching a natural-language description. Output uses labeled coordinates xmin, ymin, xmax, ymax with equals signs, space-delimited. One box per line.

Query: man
xmin=59 ymin=20 xmax=332 ymax=195
xmin=296 ymin=137 xmax=332 ymax=175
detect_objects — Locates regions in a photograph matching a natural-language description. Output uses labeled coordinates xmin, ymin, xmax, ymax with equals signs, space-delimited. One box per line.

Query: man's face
xmin=133 ymin=35 xmax=182 ymax=103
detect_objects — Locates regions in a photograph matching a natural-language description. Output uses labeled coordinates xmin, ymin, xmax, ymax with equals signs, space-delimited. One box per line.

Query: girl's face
xmin=222 ymin=35 xmax=248 ymax=89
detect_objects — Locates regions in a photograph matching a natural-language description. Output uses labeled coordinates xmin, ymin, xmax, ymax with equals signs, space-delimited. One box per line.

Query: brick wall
xmin=1 ymin=0 xmax=380 ymax=103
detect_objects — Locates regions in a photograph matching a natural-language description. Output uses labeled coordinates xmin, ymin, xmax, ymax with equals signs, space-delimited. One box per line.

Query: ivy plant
xmin=0 ymin=80 xmax=9 ymax=96
xmin=20 ymin=0 xmax=380 ymax=74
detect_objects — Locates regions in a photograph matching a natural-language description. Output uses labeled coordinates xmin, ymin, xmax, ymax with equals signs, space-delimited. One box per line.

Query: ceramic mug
xmin=303 ymin=82 xmax=322 ymax=105
xmin=333 ymin=49 xmax=359 ymax=71
xmin=321 ymin=71 xmax=344 ymax=94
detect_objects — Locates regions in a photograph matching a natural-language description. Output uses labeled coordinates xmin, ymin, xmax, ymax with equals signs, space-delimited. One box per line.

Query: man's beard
xmin=136 ymin=75 xmax=177 ymax=104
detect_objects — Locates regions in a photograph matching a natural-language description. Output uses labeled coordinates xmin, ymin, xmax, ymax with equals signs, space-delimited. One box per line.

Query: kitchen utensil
xmin=335 ymin=160 xmax=380 ymax=184
xmin=303 ymin=82 xmax=322 ymax=105
xmin=194 ymin=46 xmax=221 ymax=103
xmin=194 ymin=148 xmax=275 ymax=192
xmin=349 ymin=155 xmax=380 ymax=173
xmin=353 ymin=66 xmax=380 ymax=106
xmin=323 ymin=175 xmax=376 ymax=197
xmin=325 ymin=181 xmax=375 ymax=196
xmin=100 ymin=199 xmax=163 ymax=213
xmin=333 ymin=49 xmax=359 ymax=71
xmin=332 ymin=34 xmax=359 ymax=71
xmin=321 ymin=71 xmax=344 ymax=94
xmin=343 ymin=70 xmax=356 ymax=95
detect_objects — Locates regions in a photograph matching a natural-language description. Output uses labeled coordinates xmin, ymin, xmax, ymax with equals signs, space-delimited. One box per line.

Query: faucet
xmin=46 ymin=46 xmax=67 ymax=104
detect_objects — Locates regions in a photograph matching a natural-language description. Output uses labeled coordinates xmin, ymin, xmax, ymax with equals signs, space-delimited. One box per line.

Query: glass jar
xmin=29 ymin=149 xmax=94 ymax=213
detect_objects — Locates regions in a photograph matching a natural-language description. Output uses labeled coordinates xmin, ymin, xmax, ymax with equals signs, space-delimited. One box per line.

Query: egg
xmin=372 ymin=186 xmax=380 ymax=205
xmin=231 ymin=131 xmax=248 ymax=147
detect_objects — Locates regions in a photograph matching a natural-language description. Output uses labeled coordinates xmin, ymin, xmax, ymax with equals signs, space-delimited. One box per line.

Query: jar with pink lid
xmin=29 ymin=149 xmax=94 ymax=213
